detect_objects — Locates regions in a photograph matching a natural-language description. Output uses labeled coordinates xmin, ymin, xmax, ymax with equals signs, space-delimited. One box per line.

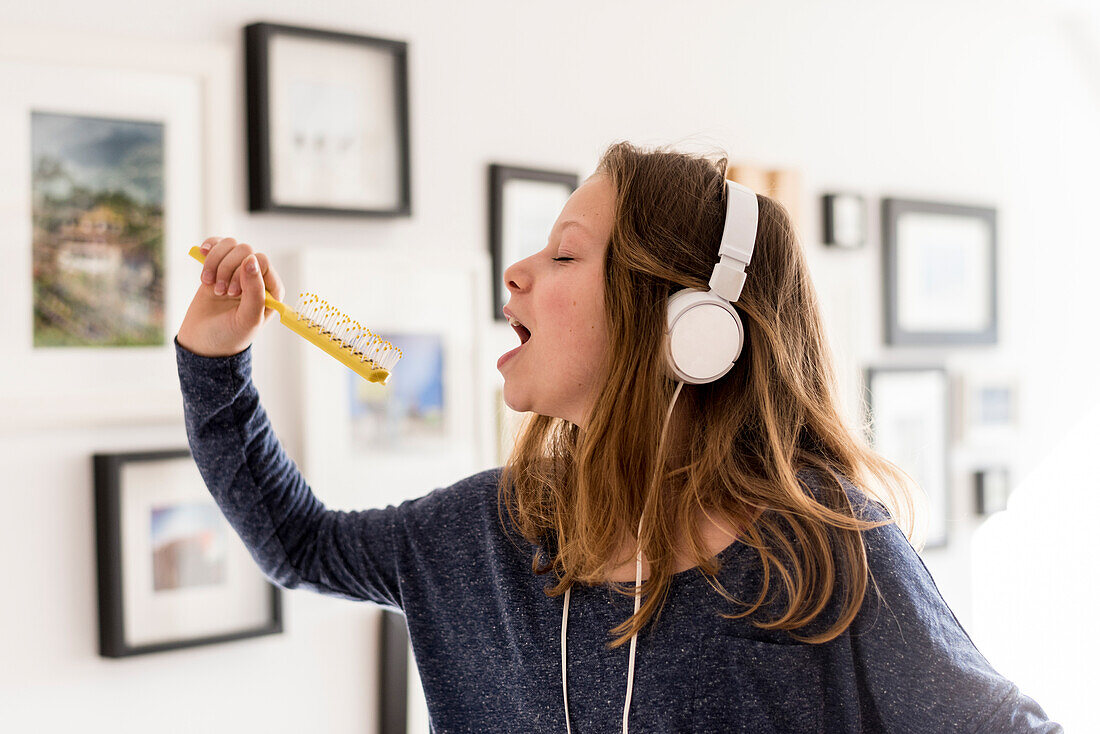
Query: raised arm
xmin=176 ymin=337 xmax=405 ymax=609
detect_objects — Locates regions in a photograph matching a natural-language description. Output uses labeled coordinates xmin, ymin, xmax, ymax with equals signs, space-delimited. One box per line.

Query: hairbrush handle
xmin=187 ymin=245 xmax=395 ymax=385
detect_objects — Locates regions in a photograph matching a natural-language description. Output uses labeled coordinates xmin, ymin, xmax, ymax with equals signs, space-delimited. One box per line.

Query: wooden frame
xmin=245 ymin=21 xmax=412 ymax=216
xmin=94 ymin=449 xmax=283 ymax=657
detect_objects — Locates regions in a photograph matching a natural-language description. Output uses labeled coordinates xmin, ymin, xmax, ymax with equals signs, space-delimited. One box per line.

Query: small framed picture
xmin=822 ymin=192 xmax=866 ymax=249
xmin=957 ymin=368 xmax=1020 ymax=447
xmin=93 ymin=449 xmax=283 ymax=657
xmin=882 ymin=198 xmax=998 ymax=346
xmin=245 ymin=22 xmax=411 ymax=216
xmin=974 ymin=466 xmax=1012 ymax=515
xmin=863 ymin=366 xmax=951 ymax=549
xmin=489 ymin=164 xmax=578 ymax=321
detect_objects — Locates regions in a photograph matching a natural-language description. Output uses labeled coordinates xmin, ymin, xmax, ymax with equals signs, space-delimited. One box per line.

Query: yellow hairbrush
xmin=188 ymin=246 xmax=402 ymax=384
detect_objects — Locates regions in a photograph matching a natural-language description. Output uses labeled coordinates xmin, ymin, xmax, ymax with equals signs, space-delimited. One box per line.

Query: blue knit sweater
xmin=176 ymin=338 xmax=1061 ymax=733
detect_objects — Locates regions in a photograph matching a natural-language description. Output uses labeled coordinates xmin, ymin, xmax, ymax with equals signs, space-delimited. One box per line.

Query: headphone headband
xmin=709 ymin=179 xmax=758 ymax=303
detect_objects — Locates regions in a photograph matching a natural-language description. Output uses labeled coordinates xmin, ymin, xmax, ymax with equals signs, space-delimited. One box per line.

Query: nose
xmin=503 ymin=258 xmax=528 ymax=297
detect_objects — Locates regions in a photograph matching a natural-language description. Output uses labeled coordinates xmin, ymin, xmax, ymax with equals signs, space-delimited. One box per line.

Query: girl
xmin=175 ymin=142 xmax=1061 ymax=733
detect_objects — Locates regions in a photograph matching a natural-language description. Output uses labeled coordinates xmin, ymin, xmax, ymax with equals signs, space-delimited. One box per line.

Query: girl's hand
xmin=176 ymin=236 xmax=285 ymax=357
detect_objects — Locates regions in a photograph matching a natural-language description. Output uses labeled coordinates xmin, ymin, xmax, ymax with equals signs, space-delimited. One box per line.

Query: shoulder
xmin=794 ymin=466 xmax=919 ymax=581
xmin=389 ymin=466 xmax=503 ymax=529
xmin=794 ymin=465 xmax=894 ymax=524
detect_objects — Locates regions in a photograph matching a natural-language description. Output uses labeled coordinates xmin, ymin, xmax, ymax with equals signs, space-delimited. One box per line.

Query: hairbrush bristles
xmin=293 ymin=292 xmax=403 ymax=372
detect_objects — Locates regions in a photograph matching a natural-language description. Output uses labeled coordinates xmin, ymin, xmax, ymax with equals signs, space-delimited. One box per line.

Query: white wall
xmin=1 ymin=0 xmax=1096 ymax=731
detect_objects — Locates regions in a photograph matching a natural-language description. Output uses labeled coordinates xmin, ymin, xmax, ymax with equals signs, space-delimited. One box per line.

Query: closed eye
xmin=551 ymin=257 xmax=574 ymax=262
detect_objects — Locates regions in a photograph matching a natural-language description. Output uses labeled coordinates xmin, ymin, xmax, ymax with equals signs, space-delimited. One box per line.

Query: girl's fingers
xmin=256 ymin=252 xmax=284 ymax=302
xmin=238 ymin=255 xmax=266 ymax=327
xmin=200 ymin=237 xmax=236 ymax=286
xmin=226 ymin=251 xmax=280 ymax=300
xmin=213 ymin=243 xmax=255 ymax=295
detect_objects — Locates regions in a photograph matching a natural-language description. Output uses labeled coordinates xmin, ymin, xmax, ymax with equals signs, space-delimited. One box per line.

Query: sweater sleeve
xmin=851 ymin=499 xmax=1062 ymax=733
xmin=175 ymin=336 xmax=405 ymax=610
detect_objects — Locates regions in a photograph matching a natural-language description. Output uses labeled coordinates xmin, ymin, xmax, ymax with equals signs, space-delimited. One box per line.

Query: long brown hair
xmin=498 ymin=141 xmax=918 ymax=647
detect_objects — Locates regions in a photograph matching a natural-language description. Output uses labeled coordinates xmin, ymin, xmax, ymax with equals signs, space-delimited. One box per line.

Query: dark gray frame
xmin=882 ymin=197 xmax=998 ymax=346
xmin=93 ymin=448 xmax=283 ymax=658
xmin=861 ymin=365 xmax=951 ymax=549
xmin=245 ymin=22 xmax=412 ymax=217
xmin=379 ymin=609 xmax=410 ymax=734
xmin=821 ymin=191 xmax=867 ymax=249
xmin=974 ymin=465 xmax=1012 ymax=515
xmin=489 ymin=164 xmax=579 ymax=321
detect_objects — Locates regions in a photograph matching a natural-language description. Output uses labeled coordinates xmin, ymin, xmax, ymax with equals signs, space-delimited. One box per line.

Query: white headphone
xmin=664 ymin=179 xmax=759 ymax=384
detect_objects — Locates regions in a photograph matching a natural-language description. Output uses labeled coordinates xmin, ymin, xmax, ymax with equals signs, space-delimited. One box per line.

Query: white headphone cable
xmin=561 ymin=379 xmax=684 ymax=734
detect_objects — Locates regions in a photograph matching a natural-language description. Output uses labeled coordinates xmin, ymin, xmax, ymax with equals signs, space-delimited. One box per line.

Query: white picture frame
xmin=295 ymin=249 xmax=489 ymax=511
xmin=958 ymin=368 xmax=1021 ymax=449
xmin=94 ymin=449 xmax=282 ymax=657
xmin=0 ymin=29 xmax=233 ymax=428
xmin=864 ymin=365 xmax=951 ymax=549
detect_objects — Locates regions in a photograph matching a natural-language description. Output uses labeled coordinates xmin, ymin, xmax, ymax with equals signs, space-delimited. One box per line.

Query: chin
xmin=501 ymin=383 xmax=530 ymax=414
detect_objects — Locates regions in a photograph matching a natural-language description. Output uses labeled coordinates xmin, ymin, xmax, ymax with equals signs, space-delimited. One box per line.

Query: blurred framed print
xmin=882 ymin=198 xmax=998 ymax=346
xmin=94 ymin=449 xmax=283 ymax=657
xmin=958 ymin=367 xmax=1020 ymax=448
xmin=822 ymin=192 xmax=866 ymax=249
xmin=974 ymin=465 xmax=1013 ymax=515
xmin=0 ymin=37 xmax=230 ymax=427
xmin=863 ymin=366 xmax=951 ymax=549
xmin=489 ymin=164 xmax=578 ymax=321
xmin=245 ymin=22 xmax=411 ymax=216
xmin=296 ymin=248 xmax=484 ymax=511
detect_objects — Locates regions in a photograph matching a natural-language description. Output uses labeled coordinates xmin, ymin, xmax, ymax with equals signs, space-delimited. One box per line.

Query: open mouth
xmin=508 ymin=316 xmax=532 ymax=345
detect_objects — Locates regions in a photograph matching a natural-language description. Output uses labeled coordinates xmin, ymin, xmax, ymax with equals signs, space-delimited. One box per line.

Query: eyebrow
xmin=556 ymin=220 xmax=588 ymax=238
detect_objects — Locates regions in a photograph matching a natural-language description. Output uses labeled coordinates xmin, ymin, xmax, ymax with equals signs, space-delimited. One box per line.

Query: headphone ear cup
xmin=665 ymin=289 xmax=744 ymax=384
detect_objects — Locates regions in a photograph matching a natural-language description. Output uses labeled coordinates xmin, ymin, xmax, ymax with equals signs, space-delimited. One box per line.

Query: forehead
xmin=553 ymin=175 xmax=613 ymax=245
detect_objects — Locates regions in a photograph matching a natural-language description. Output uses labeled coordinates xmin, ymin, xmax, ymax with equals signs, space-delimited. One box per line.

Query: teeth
xmin=507 ymin=315 xmax=522 ymax=328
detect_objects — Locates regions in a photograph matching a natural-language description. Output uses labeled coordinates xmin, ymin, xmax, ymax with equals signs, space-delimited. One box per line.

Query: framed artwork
xmin=93 ymin=449 xmax=283 ymax=657
xmin=245 ymin=22 xmax=411 ymax=216
xmin=489 ymin=164 xmax=578 ymax=321
xmin=958 ymin=368 xmax=1020 ymax=448
xmin=882 ymin=198 xmax=998 ymax=346
xmin=295 ymin=249 xmax=486 ymax=511
xmin=822 ymin=192 xmax=866 ymax=249
xmin=0 ymin=33 xmax=233 ymax=427
xmin=974 ymin=465 xmax=1013 ymax=515
xmin=863 ymin=366 xmax=951 ymax=549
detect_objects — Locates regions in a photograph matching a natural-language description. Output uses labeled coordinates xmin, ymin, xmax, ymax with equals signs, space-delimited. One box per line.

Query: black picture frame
xmin=862 ymin=365 xmax=952 ymax=549
xmin=822 ymin=192 xmax=866 ymax=249
xmin=94 ymin=448 xmax=283 ymax=658
xmin=882 ymin=197 xmax=998 ymax=346
xmin=489 ymin=164 xmax=579 ymax=321
xmin=974 ymin=466 xmax=1012 ymax=515
xmin=379 ymin=609 xmax=410 ymax=734
xmin=245 ymin=21 xmax=412 ymax=217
